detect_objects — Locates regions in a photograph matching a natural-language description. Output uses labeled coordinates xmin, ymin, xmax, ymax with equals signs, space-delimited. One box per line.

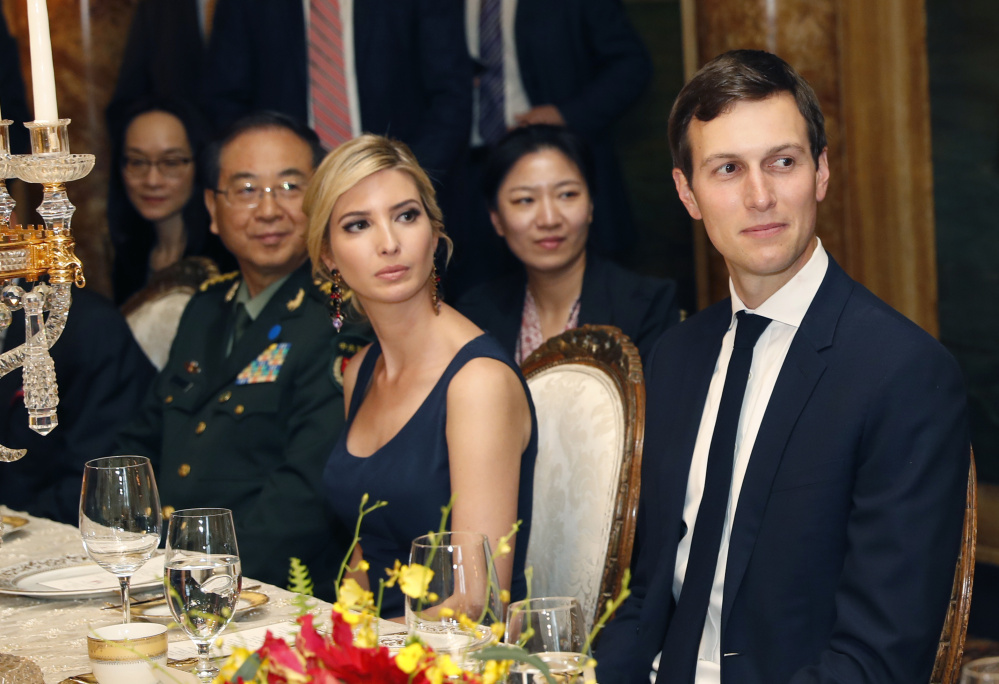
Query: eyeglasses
xmin=214 ymin=180 xmax=306 ymax=209
xmin=122 ymin=155 xmax=193 ymax=179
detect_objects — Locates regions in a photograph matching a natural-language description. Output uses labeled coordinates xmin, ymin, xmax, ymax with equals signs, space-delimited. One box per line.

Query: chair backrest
xmin=930 ymin=451 xmax=977 ymax=684
xmin=121 ymin=256 xmax=220 ymax=370
xmin=520 ymin=325 xmax=644 ymax=634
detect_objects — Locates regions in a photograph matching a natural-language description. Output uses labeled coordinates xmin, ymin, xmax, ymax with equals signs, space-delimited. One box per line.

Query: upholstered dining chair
xmin=120 ymin=256 xmax=220 ymax=370
xmin=520 ymin=325 xmax=644 ymax=635
xmin=931 ymin=451 xmax=977 ymax=684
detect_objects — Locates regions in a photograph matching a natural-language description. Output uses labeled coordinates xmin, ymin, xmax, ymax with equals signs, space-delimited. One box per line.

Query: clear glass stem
xmin=195 ymin=642 xmax=216 ymax=682
xmin=118 ymin=575 xmax=131 ymax=624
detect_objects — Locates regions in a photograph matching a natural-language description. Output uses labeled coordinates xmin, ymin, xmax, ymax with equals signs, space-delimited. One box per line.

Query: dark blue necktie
xmin=478 ymin=0 xmax=505 ymax=144
xmin=657 ymin=311 xmax=772 ymax=684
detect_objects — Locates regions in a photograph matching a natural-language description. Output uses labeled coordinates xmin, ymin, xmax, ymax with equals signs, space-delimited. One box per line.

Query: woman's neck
xmin=149 ymin=213 xmax=187 ymax=273
xmin=363 ymin=285 xmax=448 ymax=380
xmin=526 ymin=251 xmax=586 ymax=336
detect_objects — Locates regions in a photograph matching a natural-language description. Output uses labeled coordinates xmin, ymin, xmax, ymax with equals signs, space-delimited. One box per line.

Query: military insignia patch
xmin=286 ymin=288 xmax=305 ymax=311
xmin=236 ymin=342 xmax=291 ymax=384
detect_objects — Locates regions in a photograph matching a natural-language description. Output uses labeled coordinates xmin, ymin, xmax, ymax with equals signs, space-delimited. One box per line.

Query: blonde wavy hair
xmin=304 ymin=134 xmax=452 ymax=294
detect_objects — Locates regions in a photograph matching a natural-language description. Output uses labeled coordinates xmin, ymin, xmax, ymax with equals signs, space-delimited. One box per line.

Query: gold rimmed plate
xmin=131 ymin=590 xmax=269 ymax=622
xmin=0 ymin=514 xmax=28 ymax=537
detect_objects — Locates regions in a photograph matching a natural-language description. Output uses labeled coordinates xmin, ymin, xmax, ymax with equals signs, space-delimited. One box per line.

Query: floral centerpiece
xmin=212 ymin=496 xmax=628 ymax=684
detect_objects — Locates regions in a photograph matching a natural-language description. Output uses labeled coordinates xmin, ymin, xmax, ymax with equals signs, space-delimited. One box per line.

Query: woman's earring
xmin=430 ymin=265 xmax=442 ymax=315
xmin=328 ymin=270 xmax=344 ymax=332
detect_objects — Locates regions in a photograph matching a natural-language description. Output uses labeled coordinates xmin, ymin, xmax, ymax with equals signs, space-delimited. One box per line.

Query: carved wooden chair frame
xmin=931 ymin=451 xmax=976 ymax=684
xmin=521 ymin=324 xmax=645 ymax=633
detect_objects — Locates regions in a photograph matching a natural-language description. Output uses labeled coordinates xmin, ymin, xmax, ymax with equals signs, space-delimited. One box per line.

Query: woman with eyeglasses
xmin=109 ymin=98 xmax=232 ymax=304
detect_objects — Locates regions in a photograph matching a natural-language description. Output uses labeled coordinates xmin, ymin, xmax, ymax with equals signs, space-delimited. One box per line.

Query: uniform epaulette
xmin=199 ymin=270 xmax=240 ymax=292
xmin=313 ymin=277 xmax=354 ymax=302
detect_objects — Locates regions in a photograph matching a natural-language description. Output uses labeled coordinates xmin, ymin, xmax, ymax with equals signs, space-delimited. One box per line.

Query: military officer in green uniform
xmin=116 ymin=112 xmax=369 ymax=598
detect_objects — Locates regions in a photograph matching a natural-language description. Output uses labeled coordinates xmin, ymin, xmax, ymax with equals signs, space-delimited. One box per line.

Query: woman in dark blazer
xmin=457 ymin=125 xmax=679 ymax=363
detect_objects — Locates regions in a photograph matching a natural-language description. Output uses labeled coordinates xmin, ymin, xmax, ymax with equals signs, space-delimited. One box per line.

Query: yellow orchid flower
xmin=397 ymin=563 xmax=434 ymax=599
xmin=500 ymin=589 xmax=510 ymax=604
xmin=395 ymin=643 xmax=426 ymax=673
xmin=338 ymin=577 xmax=373 ymax=609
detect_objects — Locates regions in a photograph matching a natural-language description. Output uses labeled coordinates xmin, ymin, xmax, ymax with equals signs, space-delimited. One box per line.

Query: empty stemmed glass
xmin=165 ymin=508 xmax=241 ymax=683
xmin=405 ymin=531 xmax=503 ymax=670
xmin=505 ymin=597 xmax=588 ymax=683
xmin=79 ymin=455 xmax=162 ymax=624
xmin=962 ymin=657 xmax=999 ymax=683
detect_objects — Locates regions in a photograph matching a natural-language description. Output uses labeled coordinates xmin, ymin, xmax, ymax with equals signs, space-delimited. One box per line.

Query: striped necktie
xmin=478 ymin=0 xmax=505 ymax=145
xmin=309 ymin=0 xmax=351 ymax=150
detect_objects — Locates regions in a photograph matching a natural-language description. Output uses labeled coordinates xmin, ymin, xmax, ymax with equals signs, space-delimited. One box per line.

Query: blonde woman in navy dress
xmin=304 ymin=134 xmax=537 ymax=618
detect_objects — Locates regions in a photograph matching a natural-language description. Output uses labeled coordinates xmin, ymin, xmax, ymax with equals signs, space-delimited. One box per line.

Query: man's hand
xmin=514 ymin=105 xmax=566 ymax=127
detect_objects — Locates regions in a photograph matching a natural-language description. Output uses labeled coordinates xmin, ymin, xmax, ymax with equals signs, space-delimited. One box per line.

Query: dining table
xmin=0 ymin=506 xmax=404 ymax=684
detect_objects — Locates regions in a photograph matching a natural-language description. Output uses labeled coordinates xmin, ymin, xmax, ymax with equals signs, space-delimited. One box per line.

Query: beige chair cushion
xmin=525 ymin=363 xmax=625 ymax=632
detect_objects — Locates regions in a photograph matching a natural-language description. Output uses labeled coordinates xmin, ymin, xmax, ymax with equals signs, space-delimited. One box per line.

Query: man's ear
xmin=205 ymin=188 xmax=219 ymax=236
xmin=814 ymin=147 xmax=830 ymax=203
xmin=673 ymin=168 xmax=702 ymax=221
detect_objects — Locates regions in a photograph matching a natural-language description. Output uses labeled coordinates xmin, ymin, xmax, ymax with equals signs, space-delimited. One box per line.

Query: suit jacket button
xmin=164 ymin=395 xmax=173 ymax=404
xmin=177 ymin=464 xmax=191 ymax=477
xmin=195 ymin=421 xmax=207 ymax=435
xmin=218 ymin=390 xmax=232 ymax=403
xmin=162 ymin=505 xmax=175 ymax=518
xmin=234 ymin=405 xmax=245 ymax=415
xmin=186 ymin=360 xmax=201 ymax=374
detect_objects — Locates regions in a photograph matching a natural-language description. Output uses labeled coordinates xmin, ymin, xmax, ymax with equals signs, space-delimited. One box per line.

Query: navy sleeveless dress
xmin=322 ymin=334 xmax=537 ymax=618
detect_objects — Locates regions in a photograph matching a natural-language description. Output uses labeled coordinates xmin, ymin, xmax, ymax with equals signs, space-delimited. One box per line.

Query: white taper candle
xmin=26 ymin=0 xmax=58 ymax=122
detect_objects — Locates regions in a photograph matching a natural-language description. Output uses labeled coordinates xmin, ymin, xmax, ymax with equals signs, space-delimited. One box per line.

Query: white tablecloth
xmin=0 ymin=508 xmax=336 ymax=684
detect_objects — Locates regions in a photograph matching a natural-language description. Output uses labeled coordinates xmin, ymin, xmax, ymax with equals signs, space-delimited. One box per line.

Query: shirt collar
xmin=729 ymin=237 xmax=829 ymax=329
xmin=235 ymin=273 xmax=292 ymax=321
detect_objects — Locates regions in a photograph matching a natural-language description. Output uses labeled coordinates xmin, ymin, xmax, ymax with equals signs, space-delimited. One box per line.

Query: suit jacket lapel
xmin=721 ymin=257 xmax=855 ymax=632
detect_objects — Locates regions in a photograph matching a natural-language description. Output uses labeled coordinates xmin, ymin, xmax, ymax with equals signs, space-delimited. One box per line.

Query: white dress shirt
xmin=464 ymin=0 xmax=531 ymax=146
xmin=653 ymin=239 xmax=829 ymax=683
xmin=302 ymin=0 xmax=362 ymax=138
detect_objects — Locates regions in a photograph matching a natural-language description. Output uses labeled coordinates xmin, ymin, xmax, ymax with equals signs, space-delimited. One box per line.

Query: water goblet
xmin=505 ymin=596 xmax=587 ymax=683
xmin=164 ymin=508 xmax=241 ymax=683
xmin=962 ymin=657 xmax=999 ymax=683
xmin=405 ymin=531 xmax=503 ymax=669
xmin=79 ymin=455 xmax=162 ymax=624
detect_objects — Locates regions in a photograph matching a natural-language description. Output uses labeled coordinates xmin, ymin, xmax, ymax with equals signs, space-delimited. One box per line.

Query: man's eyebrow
xmin=225 ymin=168 xmax=307 ymax=182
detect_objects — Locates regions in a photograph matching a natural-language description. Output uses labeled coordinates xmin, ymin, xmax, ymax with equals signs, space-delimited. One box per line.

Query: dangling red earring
xmin=328 ymin=270 xmax=344 ymax=331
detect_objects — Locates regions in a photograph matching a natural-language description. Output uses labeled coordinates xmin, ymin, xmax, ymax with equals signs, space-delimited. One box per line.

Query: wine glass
xmin=165 ymin=508 xmax=241 ymax=683
xmin=79 ymin=455 xmax=162 ymax=624
xmin=505 ymin=597 xmax=588 ymax=683
xmin=405 ymin=531 xmax=503 ymax=669
xmin=962 ymin=657 xmax=999 ymax=683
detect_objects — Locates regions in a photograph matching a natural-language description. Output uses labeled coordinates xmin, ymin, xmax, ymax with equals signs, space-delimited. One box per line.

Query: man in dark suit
xmin=596 ymin=50 xmax=969 ymax=683
xmin=450 ymin=0 xmax=652 ymax=295
xmin=107 ymin=0 xmax=211 ymax=140
xmin=201 ymin=0 xmax=472 ymax=185
xmin=0 ymin=287 xmax=154 ymax=524
xmin=116 ymin=112 xmax=368 ymax=598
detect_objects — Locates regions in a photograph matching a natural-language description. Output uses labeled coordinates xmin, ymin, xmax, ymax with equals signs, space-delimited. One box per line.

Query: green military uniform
xmin=116 ymin=262 xmax=370 ymax=598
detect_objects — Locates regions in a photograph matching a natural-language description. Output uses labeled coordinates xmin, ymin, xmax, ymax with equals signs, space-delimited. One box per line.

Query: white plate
xmin=0 ymin=554 xmax=164 ymax=598
xmin=132 ymin=590 xmax=269 ymax=622
xmin=0 ymin=514 xmax=29 ymax=537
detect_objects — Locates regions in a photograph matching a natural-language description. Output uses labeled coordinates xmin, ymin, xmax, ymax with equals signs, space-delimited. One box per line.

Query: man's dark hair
xmin=481 ymin=124 xmax=596 ymax=211
xmin=202 ymin=110 xmax=326 ymax=189
xmin=668 ymin=49 xmax=826 ymax=183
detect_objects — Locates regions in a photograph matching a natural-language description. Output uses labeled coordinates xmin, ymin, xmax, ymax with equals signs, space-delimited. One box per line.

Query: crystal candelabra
xmin=0 ymin=118 xmax=92 ymax=462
